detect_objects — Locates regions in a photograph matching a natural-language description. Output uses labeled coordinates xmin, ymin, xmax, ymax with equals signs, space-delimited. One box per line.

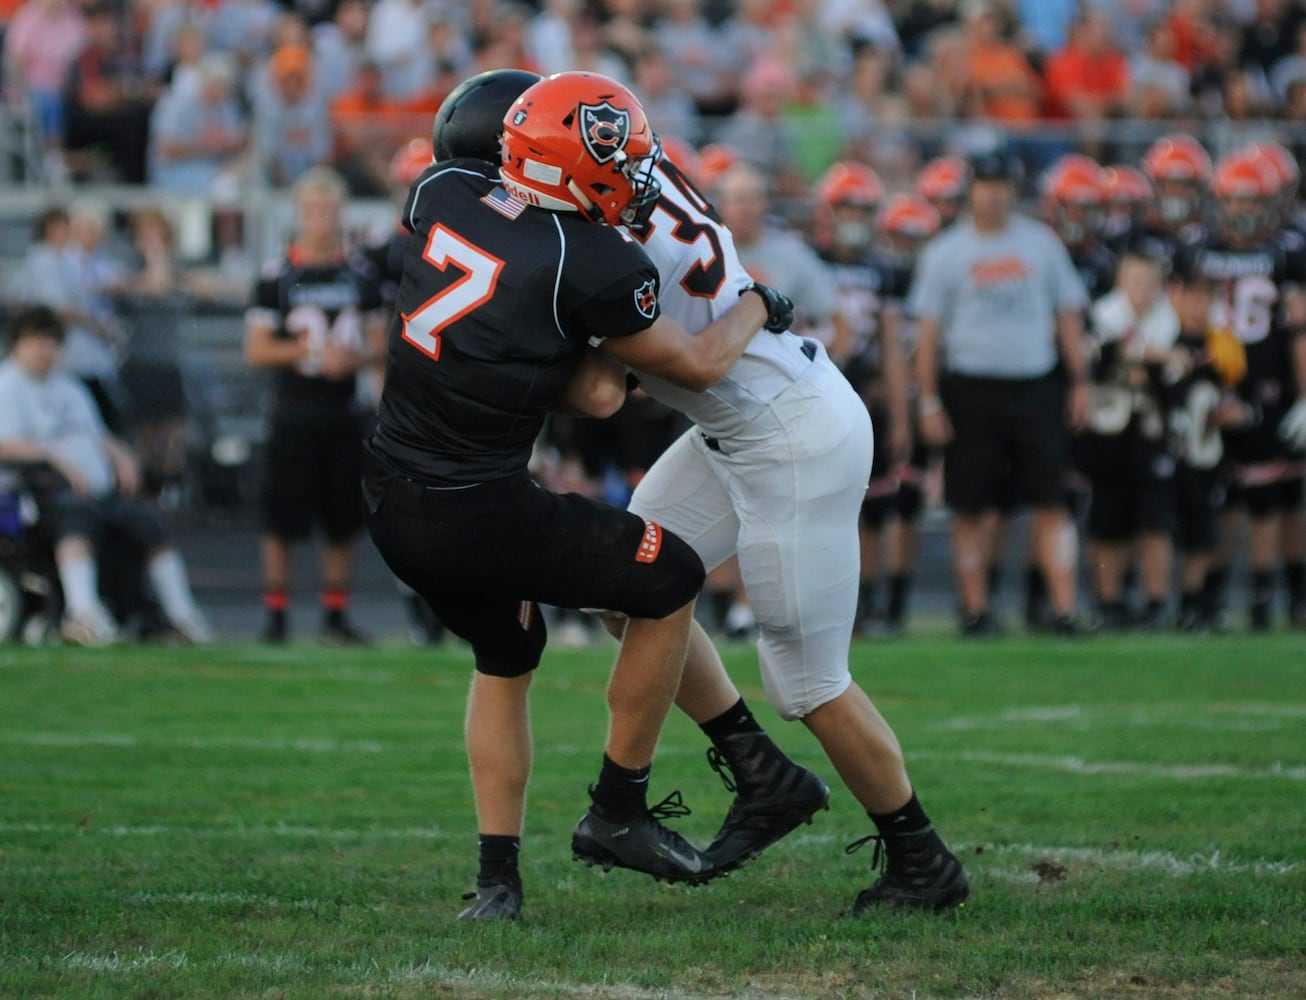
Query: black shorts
xmin=48 ymin=491 xmax=170 ymax=553
xmin=1081 ymin=429 xmax=1177 ymax=542
xmin=363 ymin=455 xmax=705 ymax=678
xmin=261 ymin=412 xmax=366 ymax=543
xmin=1227 ymin=474 xmax=1304 ymax=519
xmin=1173 ymin=465 xmax=1225 ymax=553
xmin=940 ymin=374 xmax=1069 ymax=515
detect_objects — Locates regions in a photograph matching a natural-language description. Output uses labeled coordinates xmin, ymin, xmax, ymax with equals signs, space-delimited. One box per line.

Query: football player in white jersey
xmin=440 ymin=71 xmax=968 ymax=920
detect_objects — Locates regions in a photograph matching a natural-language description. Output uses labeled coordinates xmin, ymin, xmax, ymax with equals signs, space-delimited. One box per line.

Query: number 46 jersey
xmin=372 ymin=158 xmax=663 ymax=486
xmin=1178 ymin=235 xmax=1303 ymax=402
xmin=630 ymin=158 xmax=815 ymax=440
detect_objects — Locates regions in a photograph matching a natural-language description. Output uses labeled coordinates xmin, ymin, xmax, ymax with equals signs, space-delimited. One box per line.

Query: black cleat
xmin=703 ymin=747 xmax=830 ymax=872
xmin=960 ymin=610 xmax=1003 ymax=638
xmin=457 ymin=878 xmax=522 ymax=922
xmin=571 ymin=790 xmax=716 ymax=885
xmin=321 ymin=617 xmax=371 ymax=646
xmin=848 ymin=830 xmax=970 ymax=914
xmin=261 ymin=611 xmax=288 ymax=645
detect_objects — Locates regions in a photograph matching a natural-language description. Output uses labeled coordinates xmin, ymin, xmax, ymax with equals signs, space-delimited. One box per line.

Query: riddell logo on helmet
xmin=579 ymin=101 xmax=630 ymax=164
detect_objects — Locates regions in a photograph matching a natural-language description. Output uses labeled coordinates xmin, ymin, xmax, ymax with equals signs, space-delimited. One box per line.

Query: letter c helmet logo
xmin=579 ymin=101 xmax=631 ymax=164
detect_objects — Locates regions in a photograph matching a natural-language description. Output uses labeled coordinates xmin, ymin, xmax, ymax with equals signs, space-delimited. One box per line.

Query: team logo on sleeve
xmin=633 ymin=278 xmax=658 ymax=319
xmin=580 ymin=101 xmax=630 ymax=164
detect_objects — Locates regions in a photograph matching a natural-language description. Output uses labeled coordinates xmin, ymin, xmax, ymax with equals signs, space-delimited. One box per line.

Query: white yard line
xmin=942 ymin=702 xmax=1306 ymax=731
xmin=0 ymin=821 xmax=443 ymax=840
xmin=0 ymin=732 xmax=385 ymax=753
xmin=790 ymin=833 xmax=1298 ymax=876
xmin=914 ymin=749 xmax=1306 ymax=780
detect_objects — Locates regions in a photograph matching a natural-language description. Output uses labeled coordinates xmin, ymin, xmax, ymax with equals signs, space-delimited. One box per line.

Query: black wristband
xmin=741 ymin=281 xmax=795 ymax=334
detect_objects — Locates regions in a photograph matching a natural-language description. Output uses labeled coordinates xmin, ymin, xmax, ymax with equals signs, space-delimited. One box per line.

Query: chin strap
xmin=567 ymin=178 xmax=606 ymax=225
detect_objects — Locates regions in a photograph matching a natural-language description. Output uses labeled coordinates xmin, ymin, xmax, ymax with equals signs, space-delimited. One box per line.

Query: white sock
xmin=59 ymin=555 xmax=100 ymax=617
xmin=148 ymin=550 xmax=200 ymax=623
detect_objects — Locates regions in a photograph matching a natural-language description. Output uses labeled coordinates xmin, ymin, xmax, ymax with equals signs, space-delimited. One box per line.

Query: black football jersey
xmin=1177 ymin=236 xmax=1300 ymax=398
xmin=363 ymin=224 xmax=409 ymax=309
xmin=247 ymin=249 xmax=384 ymax=415
xmin=1071 ymin=243 xmax=1118 ymax=314
xmin=371 ymin=159 xmax=663 ymax=486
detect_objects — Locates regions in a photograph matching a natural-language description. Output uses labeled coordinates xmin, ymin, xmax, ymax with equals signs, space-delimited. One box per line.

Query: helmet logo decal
xmin=633 ymin=278 xmax=657 ymax=319
xmin=579 ymin=101 xmax=630 ymax=164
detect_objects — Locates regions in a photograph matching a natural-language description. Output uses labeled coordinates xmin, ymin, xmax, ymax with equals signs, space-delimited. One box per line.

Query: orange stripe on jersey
xmin=517 ymin=601 xmax=534 ymax=631
xmin=635 ymin=519 xmax=663 ymax=564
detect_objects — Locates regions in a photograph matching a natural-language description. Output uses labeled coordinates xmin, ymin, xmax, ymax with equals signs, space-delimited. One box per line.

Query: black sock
xmin=699 ymin=697 xmax=763 ymax=743
xmin=1204 ymin=566 xmax=1229 ymax=608
xmin=869 ymin=791 xmax=931 ymax=837
xmin=988 ymin=565 xmax=1003 ymax=601
xmin=857 ymin=580 xmax=877 ymax=619
xmin=1251 ymin=569 xmax=1275 ymax=606
xmin=699 ymin=698 xmax=789 ymax=794
xmin=476 ymin=834 xmax=520 ymax=887
xmin=888 ymin=573 xmax=911 ymax=623
xmin=1285 ymin=561 xmax=1305 ymax=603
xmin=591 ymin=754 xmax=650 ymax=819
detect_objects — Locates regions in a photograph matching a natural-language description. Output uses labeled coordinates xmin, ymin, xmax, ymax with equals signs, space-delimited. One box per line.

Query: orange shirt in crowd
xmin=1043 ymin=45 xmax=1130 ymax=119
xmin=968 ymin=41 xmax=1042 ymax=123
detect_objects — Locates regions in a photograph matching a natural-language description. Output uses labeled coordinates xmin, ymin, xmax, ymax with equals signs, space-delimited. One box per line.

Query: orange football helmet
xmin=1212 ymin=150 xmax=1278 ymax=241
xmin=500 ymin=71 xmax=661 ymax=228
xmin=1141 ymin=134 xmax=1213 ymax=228
xmin=816 ymin=160 xmax=884 ymax=209
xmin=390 ymin=137 xmax=434 ymax=189
xmin=915 ymin=156 xmax=970 ymax=223
xmin=1041 ymin=154 xmax=1106 ymax=247
xmin=879 ymin=192 xmax=941 ymax=263
xmin=813 ymin=160 xmax=883 ymax=252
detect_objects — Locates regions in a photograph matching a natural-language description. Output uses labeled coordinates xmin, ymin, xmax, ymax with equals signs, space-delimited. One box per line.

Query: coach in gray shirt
xmin=909 ymin=150 xmax=1090 ymax=636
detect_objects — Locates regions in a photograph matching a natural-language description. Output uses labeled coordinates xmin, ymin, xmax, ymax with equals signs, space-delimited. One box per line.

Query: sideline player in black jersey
xmin=244 ymin=166 xmax=387 ymax=645
xmin=363 ymin=71 xmax=794 ymax=917
xmin=1182 ymin=151 xmax=1306 ymax=628
xmin=810 ymin=160 xmax=909 ymax=635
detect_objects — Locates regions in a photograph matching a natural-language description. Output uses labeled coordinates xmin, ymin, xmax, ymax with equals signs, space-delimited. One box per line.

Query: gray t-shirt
xmin=908 ymin=214 xmax=1087 ymax=379
xmin=0 ymin=359 xmax=115 ymax=497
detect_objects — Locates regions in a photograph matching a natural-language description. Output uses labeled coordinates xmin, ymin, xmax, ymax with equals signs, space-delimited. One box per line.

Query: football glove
xmin=1204 ymin=328 xmax=1247 ymax=386
xmin=1279 ymin=398 xmax=1306 ymax=452
xmin=741 ymin=281 xmax=794 ymax=334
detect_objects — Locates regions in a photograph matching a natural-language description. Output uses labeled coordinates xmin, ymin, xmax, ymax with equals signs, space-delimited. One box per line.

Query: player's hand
xmin=741 ymin=282 xmax=794 ymax=333
xmin=919 ymin=407 xmax=952 ymax=448
xmin=1280 ymin=398 xmax=1306 ymax=451
xmin=320 ymin=340 xmax=359 ymax=379
xmin=1067 ymin=381 xmax=1091 ymax=431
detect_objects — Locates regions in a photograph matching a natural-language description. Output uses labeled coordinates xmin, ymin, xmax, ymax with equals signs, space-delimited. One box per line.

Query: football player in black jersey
xmin=810 ymin=160 xmax=908 ymax=635
xmin=363 ymin=71 xmax=794 ymax=917
xmin=244 ymin=166 xmax=387 ymax=645
xmin=1183 ymin=151 xmax=1306 ymax=628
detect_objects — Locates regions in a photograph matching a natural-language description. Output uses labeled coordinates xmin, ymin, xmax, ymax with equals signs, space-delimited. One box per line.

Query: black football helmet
xmin=432 ymin=68 xmax=543 ymax=163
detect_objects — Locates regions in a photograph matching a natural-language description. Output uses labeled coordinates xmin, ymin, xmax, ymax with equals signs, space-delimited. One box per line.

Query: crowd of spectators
xmin=5 ymin=0 xmax=1306 ymax=195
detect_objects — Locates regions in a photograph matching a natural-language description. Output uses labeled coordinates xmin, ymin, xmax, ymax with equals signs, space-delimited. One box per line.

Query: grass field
xmin=1 ymin=628 xmax=1303 ymax=1000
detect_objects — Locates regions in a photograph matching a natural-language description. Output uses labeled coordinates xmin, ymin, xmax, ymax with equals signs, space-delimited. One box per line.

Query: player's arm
xmin=602 ymin=284 xmax=786 ymax=392
xmin=1055 ymin=307 xmax=1091 ymax=431
xmin=554 ymin=347 xmax=629 ymax=418
xmin=879 ymin=303 xmax=912 ymax=460
xmin=243 ymin=315 xmax=308 ymax=369
xmin=914 ymin=314 xmax=950 ymax=446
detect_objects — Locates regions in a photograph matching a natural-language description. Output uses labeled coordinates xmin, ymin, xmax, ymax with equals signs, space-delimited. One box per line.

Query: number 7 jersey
xmin=630 ymin=158 xmax=817 ymax=439
xmin=372 ymin=158 xmax=663 ymax=486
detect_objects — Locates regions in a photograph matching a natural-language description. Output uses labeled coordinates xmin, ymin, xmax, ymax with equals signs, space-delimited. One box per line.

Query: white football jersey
xmin=627 ymin=158 xmax=815 ymax=439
